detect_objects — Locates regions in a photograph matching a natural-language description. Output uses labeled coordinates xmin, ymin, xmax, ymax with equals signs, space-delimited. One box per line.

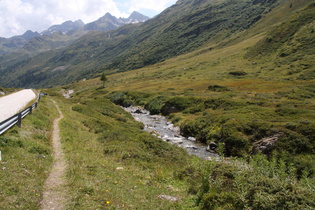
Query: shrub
xmin=144 ymin=96 xmax=167 ymax=115
xmin=72 ymin=104 xmax=84 ymax=112
xmin=207 ymin=85 xmax=231 ymax=92
xmin=293 ymin=154 xmax=315 ymax=178
xmin=275 ymin=107 xmax=301 ymax=116
xmin=195 ymin=154 xmax=315 ymax=209
xmin=229 ymin=70 xmax=247 ymax=76
xmin=109 ymin=91 xmax=129 ymax=106
xmin=204 ymin=98 xmax=241 ymax=110
xmin=0 ymin=137 xmax=23 ymax=148
xmin=28 ymin=145 xmax=50 ymax=155
xmin=221 ymin=119 xmax=250 ymax=156
xmin=180 ymin=117 xmax=214 ymax=143
xmin=161 ymin=96 xmax=194 ymax=115
xmin=276 ymin=130 xmax=313 ymax=154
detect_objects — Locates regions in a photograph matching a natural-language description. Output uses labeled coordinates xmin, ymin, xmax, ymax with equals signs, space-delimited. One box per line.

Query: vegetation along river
xmin=124 ymin=106 xmax=218 ymax=160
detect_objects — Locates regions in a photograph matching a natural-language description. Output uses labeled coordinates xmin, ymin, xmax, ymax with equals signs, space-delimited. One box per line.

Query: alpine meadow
xmin=0 ymin=0 xmax=315 ymax=209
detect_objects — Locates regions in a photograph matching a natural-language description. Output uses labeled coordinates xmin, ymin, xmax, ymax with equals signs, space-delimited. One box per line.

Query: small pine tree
xmin=100 ymin=73 xmax=107 ymax=88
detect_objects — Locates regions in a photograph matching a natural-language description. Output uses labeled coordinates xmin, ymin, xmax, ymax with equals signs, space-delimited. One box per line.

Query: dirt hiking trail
xmin=41 ymin=100 xmax=67 ymax=210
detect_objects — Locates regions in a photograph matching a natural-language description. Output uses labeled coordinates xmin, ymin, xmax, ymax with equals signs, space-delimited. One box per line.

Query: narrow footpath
xmin=41 ymin=100 xmax=67 ymax=210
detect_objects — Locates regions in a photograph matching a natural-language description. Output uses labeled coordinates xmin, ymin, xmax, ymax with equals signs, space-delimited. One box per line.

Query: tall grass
xmin=52 ymin=88 xmax=198 ymax=209
xmin=0 ymin=96 xmax=58 ymax=209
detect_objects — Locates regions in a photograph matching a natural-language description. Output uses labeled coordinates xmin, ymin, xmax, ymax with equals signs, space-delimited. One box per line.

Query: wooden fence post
xmin=30 ymin=106 xmax=33 ymax=114
xmin=17 ymin=113 xmax=22 ymax=128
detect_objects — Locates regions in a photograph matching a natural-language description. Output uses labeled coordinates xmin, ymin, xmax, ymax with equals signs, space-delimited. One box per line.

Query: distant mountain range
xmin=42 ymin=20 xmax=85 ymax=35
xmin=0 ymin=0 xmax=314 ymax=88
xmin=43 ymin=11 xmax=149 ymax=35
xmin=84 ymin=11 xmax=150 ymax=32
xmin=0 ymin=11 xmax=149 ymax=55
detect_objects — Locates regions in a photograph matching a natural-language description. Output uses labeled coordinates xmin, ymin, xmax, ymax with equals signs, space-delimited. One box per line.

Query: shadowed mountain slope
xmin=0 ymin=0 xmax=314 ymax=88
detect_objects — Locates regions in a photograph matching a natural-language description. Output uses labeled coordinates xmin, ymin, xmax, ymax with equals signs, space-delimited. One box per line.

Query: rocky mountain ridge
xmin=0 ymin=11 xmax=149 ymax=55
xmin=42 ymin=20 xmax=85 ymax=35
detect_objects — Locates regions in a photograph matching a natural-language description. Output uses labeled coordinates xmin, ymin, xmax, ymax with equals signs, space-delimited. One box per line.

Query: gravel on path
xmin=41 ymin=99 xmax=68 ymax=210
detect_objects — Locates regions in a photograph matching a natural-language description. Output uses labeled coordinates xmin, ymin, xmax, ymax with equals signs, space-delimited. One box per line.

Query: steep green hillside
xmin=247 ymin=2 xmax=315 ymax=79
xmin=22 ymin=31 xmax=81 ymax=53
xmin=0 ymin=0 xmax=288 ymax=88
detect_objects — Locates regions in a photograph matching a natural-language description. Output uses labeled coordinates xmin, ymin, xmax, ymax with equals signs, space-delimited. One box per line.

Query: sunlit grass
xmin=46 ymin=89 xmax=197 ymax=209
xmin=0 ymin=96 xmax=58 ymax=209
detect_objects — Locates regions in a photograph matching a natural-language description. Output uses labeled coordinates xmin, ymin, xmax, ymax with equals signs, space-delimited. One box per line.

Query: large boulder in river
xmin=134 ymin=109 xmax=143 ymax=114
xmin=251 ymin=133 xmax=283 ymax=155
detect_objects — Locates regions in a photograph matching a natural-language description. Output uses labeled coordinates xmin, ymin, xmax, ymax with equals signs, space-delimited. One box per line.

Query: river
xmin=123 ymin=106 xmax=218 ymax=160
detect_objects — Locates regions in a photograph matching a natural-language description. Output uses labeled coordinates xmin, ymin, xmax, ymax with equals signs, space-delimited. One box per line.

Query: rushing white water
xmin=124 ymin=106 xmax=218 ymax=160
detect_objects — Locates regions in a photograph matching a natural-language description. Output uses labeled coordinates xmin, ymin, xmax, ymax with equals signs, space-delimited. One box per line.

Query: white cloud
xmin=127 ymin=0 xmax=175 ymax=14
xmin=0 ymin=0 xmax=177 ymax=38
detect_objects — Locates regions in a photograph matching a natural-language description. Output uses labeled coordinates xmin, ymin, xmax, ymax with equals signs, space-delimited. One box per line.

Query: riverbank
xmin=123 ymin=106 xmax=218 ymax=160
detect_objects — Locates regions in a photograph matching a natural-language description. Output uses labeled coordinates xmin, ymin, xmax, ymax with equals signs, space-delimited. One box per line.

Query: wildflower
xmin=106 ymin=201 xmax=110 ymax=204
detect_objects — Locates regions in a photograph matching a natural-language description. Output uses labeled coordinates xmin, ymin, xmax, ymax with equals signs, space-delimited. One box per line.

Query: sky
xmin=0 ymin=0 xmax=177 ymax=38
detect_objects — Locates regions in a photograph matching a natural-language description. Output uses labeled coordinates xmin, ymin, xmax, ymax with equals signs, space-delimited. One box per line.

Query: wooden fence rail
xmin=0 ymin=93 xmax=44 ymax=135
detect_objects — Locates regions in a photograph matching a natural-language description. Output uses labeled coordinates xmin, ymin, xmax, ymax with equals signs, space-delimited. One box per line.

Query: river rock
xmin=209 ymin=142 xmax=217 ymax=150
xmin=186 ymin=145 xmax=198 ymax=150
xmin=166 ymin=137 xmax=184 ymax=144
xmin=134 ymin=109 xmax=143 ymax=114
xmin=158 ymin=195 xmax=181 ymax=202
xmin=188 ymin=137 xmax=196 ymax=141
xmin=251 ymin=133 xmax=283 ymax=154
xmin=63 ymin=90 xmax=74 ymax=98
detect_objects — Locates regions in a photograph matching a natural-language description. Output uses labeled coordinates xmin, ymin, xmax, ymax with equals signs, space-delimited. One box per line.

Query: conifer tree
xmin=100 ymin=73 xmax=107 ymax=88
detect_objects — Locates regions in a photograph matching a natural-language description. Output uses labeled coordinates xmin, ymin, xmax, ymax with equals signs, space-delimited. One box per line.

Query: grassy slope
xmin=79 ymin=28 xmax=315 ymax=157
xmin=1 ymin=89 xmax=313 ymax=208
xmin=92 ymin=1 xmax=315 ymax=157
xmin=0 ymin=0 xmax=284 ymax=88
xmin=40 ymin=88 xmax=199 ymax=209
xmin=40 ymin=75 xmax=313 ymax=209
xmin=0 ymin=89 xmax=201 ymax=209
xmin=0 ymin=96 xmax=57 ymax=208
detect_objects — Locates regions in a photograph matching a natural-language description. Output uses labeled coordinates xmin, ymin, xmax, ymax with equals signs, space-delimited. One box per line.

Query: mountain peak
xmin=84 ymin=12 xmax=150 ymax=32
xmin=121 ymin=11 xmax=150 ymax=24
xmin=129 ymin=11 xmax=143 ymax=18
xmin=21 ymin=30 xmax=40 ymax=40
xmin=42 ymin=20 xmax=84 ymax=35
xmin=104 ymin=12 xmax=113 ymax=17
xmin=129 ymin=11 xmax=149 ymax=20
